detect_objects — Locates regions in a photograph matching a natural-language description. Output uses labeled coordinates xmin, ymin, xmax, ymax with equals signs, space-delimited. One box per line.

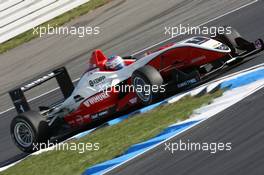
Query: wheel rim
xmin=133 ymin=77 xmax=151 ymax=102
xmin=14 ymin=122 xmax=33 ymax=147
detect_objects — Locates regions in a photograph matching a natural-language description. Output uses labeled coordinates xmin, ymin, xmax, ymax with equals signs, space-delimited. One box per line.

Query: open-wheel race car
xmin=9 ymin=27 xmax=264 ymax=152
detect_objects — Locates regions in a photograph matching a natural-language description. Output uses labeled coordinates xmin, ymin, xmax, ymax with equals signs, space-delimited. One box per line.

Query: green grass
xmin=1 ymin=91 xmax=222 ymax=175
xmin=0 ymin=0 xmax=111 ymax=54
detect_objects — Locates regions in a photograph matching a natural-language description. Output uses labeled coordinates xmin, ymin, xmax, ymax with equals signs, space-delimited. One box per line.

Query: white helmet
xmin=105 ymin=55 xmax=125 ymax=71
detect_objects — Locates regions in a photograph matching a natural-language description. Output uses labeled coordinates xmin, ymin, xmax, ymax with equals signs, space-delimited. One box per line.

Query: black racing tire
xmin=132 ymin=65 xmax=164 ymax=106
xmin=213 ymin=26 xmax=241 ymax=56
xmin=10 ymin=111 xmax=50 ymax=153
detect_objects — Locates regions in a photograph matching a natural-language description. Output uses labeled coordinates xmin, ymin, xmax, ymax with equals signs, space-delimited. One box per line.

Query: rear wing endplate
xmin=9 ymin=67 xmax=74 ymax=114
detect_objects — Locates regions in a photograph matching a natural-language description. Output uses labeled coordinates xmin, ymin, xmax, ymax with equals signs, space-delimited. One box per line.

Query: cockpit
xmin=86 ymin=50 xmax=136 ymax=73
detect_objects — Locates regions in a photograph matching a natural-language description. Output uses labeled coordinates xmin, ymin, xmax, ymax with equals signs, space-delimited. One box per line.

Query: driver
xmin=105 ymin=55 xmax=125 ymax=71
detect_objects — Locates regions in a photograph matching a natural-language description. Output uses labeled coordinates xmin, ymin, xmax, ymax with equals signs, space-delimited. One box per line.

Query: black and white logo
xmin=89 ymin=76 xmax=106 ymax=87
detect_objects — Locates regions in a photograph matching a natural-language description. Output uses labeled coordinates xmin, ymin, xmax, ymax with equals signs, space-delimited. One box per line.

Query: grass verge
xmin=0 ymin=0 xmax=111 ymax=54
xmin=1 ymin=91 xmax=223 ymax=175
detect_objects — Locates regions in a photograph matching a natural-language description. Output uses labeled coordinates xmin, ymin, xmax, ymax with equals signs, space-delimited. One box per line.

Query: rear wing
xmin=9 ymin=67 xmax=74 ymax=114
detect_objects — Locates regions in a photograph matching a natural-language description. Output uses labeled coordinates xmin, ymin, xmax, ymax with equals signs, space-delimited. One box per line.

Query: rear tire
xmin=10 ymin=111 xmax=50 ymax=153
xmin=132 ymin=65 xmax=164 ymax=106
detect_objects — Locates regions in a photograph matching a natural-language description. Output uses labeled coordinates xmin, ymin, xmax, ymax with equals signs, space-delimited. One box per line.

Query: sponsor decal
xmin=91 ymin=110 xmax=108 ymax=120
xmin=91 ymin=114 xmax=98 ymax=119
xmin=177 ymin=78 xmax=197 ymax=88
xmin=184 ymin=37 xmax=210 ymax=45
xmin=99 ymin=110 xmax=108 ymax=116
xmin=89 ymin=76 xmax=106 ymax=87
xmin=255 ymin=39 xmax=263 ymax=49
xmin=21 ymin=72 xmax=55 ymax=91
xmin=83 ymin=114 xmax=90 ymax=119
xmin=74 ymin=114 xmax=91 ymax=124
xmin=129 ymin=97 xmax=137 ymax=104
xmin=84 ymin=92 xmax=110 ymax=107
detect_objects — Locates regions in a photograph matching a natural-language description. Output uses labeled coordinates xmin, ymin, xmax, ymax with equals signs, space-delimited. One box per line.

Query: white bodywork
xmin=52 ymin=37 xmax=230 ymax=116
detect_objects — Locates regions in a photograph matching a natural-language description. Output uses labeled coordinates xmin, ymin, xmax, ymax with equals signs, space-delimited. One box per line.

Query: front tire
xmin=10 ymin=111 xmax=50 ymax=153
xmin=132 ymin=65 xmax=164 ymax=106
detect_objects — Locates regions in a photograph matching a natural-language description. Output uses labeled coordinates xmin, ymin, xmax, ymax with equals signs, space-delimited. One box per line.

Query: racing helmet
xmin=105 ymin=55 xmax=125 ymax=71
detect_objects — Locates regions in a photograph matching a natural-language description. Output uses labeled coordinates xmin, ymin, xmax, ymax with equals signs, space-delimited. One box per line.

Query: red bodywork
xmin=64 ymin=50 xmax=138 ymax=127
xmin=64 ymin=45 xmax=229 ymax=127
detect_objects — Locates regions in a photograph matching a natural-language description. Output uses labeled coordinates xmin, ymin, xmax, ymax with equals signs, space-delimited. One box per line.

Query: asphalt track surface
xmin=107 ymin=83 xmax=264 ymax=175
xmin=106 ymin=1 xmax=264 ymax=174
xmin=0 ymin=0 xmax=264 ymax=170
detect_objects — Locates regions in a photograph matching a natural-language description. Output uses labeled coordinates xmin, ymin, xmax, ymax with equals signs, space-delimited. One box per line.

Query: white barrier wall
xmin=0 ymin=0 xmax=90 ymax=44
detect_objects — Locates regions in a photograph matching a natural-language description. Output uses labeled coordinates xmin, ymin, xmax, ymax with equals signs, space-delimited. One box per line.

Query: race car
xmin=9 ymin=28 xmax=264 ymax=152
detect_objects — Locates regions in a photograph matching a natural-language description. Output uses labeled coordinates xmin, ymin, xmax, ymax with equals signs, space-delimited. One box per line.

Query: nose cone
xmin=200 ymin=38 xmax=231 ymax=52
xmin=182 ymin=36 xmax=231 ymax=53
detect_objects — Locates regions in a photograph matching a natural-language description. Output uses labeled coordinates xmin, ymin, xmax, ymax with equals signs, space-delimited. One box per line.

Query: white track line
xmin=131 ymin=0 xmax=258 ymax=56
xmin=102 ymin=81 xmax=264 ymax=175
xmin=101 ymin=0 xmax=261 ymax=174
xmin=0 ymin=0 xmax=260 ymax=172
xmin=0 ymin=0 xmax=259 ymax=117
